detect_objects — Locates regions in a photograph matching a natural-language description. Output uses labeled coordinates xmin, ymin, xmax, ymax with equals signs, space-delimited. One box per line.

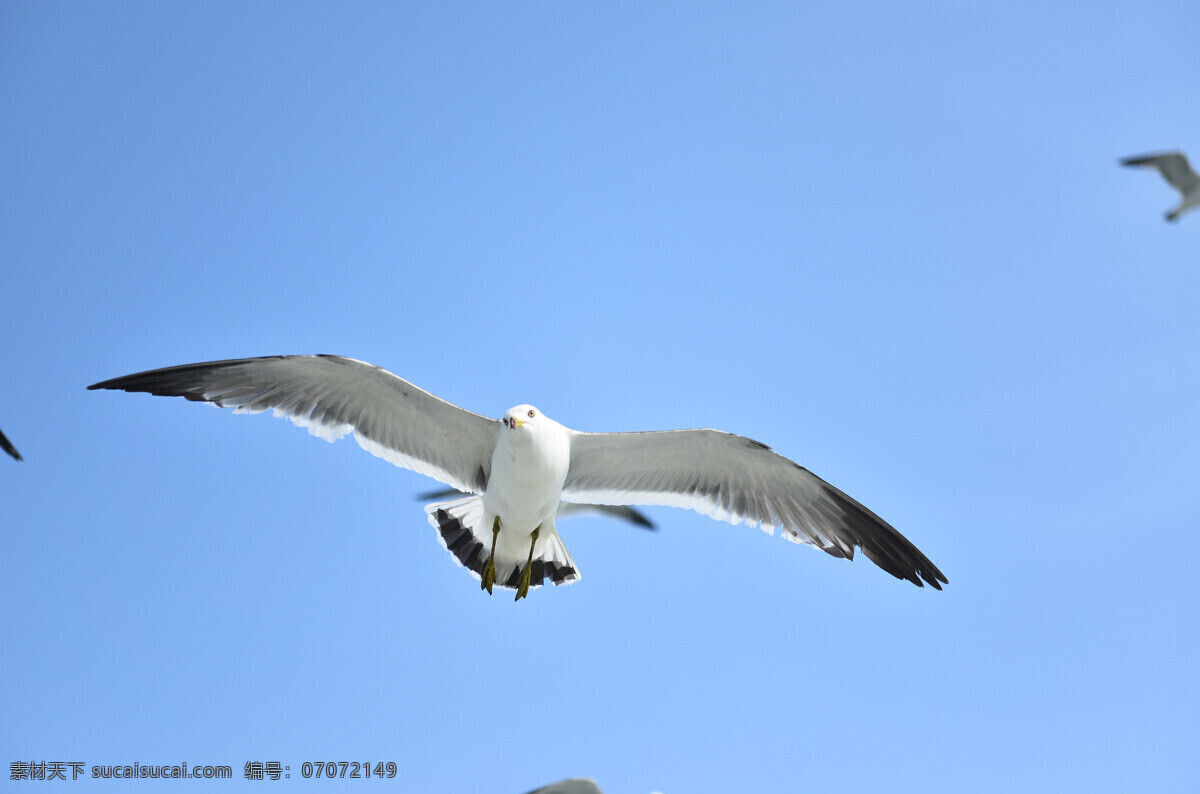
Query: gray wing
xmin=0 ymin=427 xmax=21 ymax=461
xmin=1121 ymin=151 xmax=1200 ymax=194
xmin=415 ymin=487 xmax=655 ymax=529
xmin=89 ymin=355 xmax=499 ymax=493
xmin=564 ymin=428 xmax=946 ymax=589
xmin=523 ymin=780 xmax=603 ymax=794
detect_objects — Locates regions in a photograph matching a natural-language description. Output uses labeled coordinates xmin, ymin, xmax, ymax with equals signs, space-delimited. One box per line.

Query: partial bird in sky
xmin=89 ymin=355 xmax=947 ymax=599
xmin=524 ymin=780 xmax=603 ymax=794
xmin=1121 ymin=151 xmax=1200 ymax=222
xmin=0 ymin=427 xmax=22 ymax=461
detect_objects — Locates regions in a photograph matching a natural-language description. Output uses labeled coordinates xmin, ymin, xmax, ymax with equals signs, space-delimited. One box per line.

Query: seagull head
xmin=502 ymin=404 xmax=540 ymax=431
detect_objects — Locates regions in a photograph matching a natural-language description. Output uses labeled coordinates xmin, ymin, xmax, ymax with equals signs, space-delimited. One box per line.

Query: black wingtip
xmin=415 ymin=487 xmax=457 ymax=502
xmin=85 ymin=362 xmax=234 ymax=402
xmin=627 ymin=509 xmax=656 ymax=530
xmin=2 ymin=443 xmax=21 ymax=461
xmin=1120 ymin=153 xmax=1169 ymax=167
xmin=88 ymin=375 xmax=146 ymax=392
xmin=822 ymin=485 xmax=948 ymax=590
xmin=0 ymin=429 xmax=22 ymax=462
xmin=87 ymin=373 xmax=181 ymax=394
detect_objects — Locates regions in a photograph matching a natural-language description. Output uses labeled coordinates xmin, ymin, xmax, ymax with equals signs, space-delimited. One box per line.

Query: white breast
xmin=483 ymin=418 xmax=571 ymax=534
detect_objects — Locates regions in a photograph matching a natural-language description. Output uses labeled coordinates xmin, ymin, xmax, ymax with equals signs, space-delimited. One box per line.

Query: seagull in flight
xmin=1121 ymin=151 xmax=1200 ymax=222
xmin=0 ymin=427 xmax=21 ymax=461
xmin=89 ymin=355 xmax=947 ymax=599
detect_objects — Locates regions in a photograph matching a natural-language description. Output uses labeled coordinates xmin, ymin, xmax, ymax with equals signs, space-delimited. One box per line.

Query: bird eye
xmin=527 ymin=409 xmax=535 ymax=418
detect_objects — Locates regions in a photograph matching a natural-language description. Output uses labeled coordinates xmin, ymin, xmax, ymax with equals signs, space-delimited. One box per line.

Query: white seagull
xmin=89 ymin=355 xmax=947 ymax=599
xmin=1121 ymin=151 xmax=1200 ymax=222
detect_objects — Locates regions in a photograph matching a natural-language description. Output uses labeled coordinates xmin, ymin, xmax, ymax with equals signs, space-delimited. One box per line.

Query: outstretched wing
xmin=1121 ymin=152 xmax=1200 ymax=194
xmin=89 ymin=355 xmax=499 ymax=493
xmin=564 ymin=428 xmax=946 ymax=589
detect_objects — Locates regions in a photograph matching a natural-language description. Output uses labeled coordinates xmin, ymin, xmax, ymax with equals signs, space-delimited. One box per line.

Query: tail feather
xmin=432 ymin=497 xmax=489 ymax=578
xmin=425 ymin=496 xmax=581 ymax=591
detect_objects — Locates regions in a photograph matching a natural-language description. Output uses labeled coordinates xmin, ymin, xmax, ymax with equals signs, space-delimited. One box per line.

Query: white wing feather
xmin=89 ymin=355 xmax=499 ymax=494
xmin=563 ymin=428 xmax=946 ymax=588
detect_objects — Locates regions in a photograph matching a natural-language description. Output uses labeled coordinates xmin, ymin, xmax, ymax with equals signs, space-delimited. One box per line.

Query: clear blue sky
xmin=3 ymin=2 xmax=1198 ymax=792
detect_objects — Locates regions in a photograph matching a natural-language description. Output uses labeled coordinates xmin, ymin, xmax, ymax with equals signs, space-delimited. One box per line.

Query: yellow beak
xmin=513 ymin=418 xmax=525 ymax=429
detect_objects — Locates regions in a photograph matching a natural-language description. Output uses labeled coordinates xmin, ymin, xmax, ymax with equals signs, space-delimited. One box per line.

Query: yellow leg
xmin=514 ymin=525 xmax=541 ymax=601
xmin=481 ymin=516 xmax=500 ymax=595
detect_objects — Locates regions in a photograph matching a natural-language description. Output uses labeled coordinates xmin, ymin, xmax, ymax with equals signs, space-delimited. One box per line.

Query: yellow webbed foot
xmin=513 ymin=524 xmax=541 ymax=601
xmin=481 ymin=555 xmax=496 ymax=595
xmin=514 ymin=564 xmax=533 ymax=601
xmin=481 ymin=516 xmax=501 ymax=595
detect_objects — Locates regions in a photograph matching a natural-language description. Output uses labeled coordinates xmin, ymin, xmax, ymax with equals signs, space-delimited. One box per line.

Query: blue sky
xmin=3 ymin=2 xmax=1199 ymax=791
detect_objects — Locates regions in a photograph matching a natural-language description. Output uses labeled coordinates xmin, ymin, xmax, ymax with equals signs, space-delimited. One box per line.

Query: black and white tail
xmin=424 ymin=496 xmax=581 ymax=591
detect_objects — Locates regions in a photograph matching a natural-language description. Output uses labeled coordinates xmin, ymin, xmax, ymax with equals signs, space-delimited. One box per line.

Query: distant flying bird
xmin=524 ymin=780 xmax=603 ymax=794
xmin=1121 ymin=151 xmax=1200 ymax=222
xmin=416 ymin=487 xmax=656 ymax=531
xmin=89 ymin=355 xmax=947 ymax=599
xmin=0 ymin=427 xmax=21 ymax=461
